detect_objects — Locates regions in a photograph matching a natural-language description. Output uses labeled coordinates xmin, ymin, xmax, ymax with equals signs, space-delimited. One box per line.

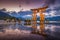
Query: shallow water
xmin=0 ymin=22 xmax=60 ymax=40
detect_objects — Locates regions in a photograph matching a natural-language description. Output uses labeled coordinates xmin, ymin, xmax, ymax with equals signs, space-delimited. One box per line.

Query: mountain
xmin=20 ymin=15 xmax=60 ymax=21
xmin=10 ymin=11 xmax=21 ymax=17
xmin=18 ymin=11 xmax=32 ymax=16
xmin=22 ymin=15 xmax=32 ymax=20
xmin=10 ymin=11 xmax=32 ymax=20
xmin=45 ymin=16 xmax=60 ymax=21
xmin=10 ymin=11 xmax=60 ymax=21
xmin=0 ymin=11 xmax=12 ymax=20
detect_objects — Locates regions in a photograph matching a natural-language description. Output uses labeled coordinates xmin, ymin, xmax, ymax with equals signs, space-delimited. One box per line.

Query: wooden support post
xmin=31 ymin=9 xmax=37 ymax=32
xmin=38 ymin=6 xmax=48 ymax=34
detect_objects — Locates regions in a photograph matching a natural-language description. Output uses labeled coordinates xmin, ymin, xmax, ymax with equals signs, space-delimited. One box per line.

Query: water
xmin=45 ymin=24 xmax=60 ymax=40
xmin=0 ymin=22 xmax=60 ymax=40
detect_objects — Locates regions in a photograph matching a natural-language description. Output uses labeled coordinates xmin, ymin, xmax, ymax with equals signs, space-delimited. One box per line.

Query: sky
xmin=0 ymin=0 xmax=60 ymax=12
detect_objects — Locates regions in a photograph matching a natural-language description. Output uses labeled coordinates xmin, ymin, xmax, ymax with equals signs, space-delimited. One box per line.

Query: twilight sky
xmin=0 ymin=0 xmax=60 ymax=12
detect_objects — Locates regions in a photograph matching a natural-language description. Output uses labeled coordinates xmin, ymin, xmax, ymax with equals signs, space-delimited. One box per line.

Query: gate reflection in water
xmin=0 ymin=22 xmax=60 ymax=39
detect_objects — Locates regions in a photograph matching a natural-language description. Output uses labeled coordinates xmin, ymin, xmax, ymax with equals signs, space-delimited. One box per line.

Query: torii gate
xmin=31 ymin=6 xmax=48 ymax=34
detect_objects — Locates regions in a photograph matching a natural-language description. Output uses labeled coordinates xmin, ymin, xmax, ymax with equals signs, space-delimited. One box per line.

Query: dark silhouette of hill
xmin=0 ymin=11 xmax=13 ymax=20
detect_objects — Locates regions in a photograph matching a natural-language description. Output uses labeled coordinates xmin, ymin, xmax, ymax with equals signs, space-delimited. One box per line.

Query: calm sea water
xmin=0 ymin=22 xmax=60 ymax=40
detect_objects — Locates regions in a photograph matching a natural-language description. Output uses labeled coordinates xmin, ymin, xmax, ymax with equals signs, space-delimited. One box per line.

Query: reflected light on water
xmin=0 ymin=23 xmax=60 ymax=39
xmin=0 ymin=28 xmax=31 ymax=37
xmin=45 ymin=25 xmax=56 ymax=31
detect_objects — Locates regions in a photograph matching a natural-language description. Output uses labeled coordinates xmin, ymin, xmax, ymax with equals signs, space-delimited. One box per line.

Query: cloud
xmin=45 ymin=5 xmax=60 ymax=17
xmin=53 ymin=6 xmax=60 ymax=11
xmin=45 ymin=10 xmax=59 ymax=17
xmin=45 ymin=0 xmax=56 ymax=5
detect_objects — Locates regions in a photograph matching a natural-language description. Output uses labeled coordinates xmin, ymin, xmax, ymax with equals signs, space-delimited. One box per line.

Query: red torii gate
xmin=31 ymin=6 xmax=48 ymax=34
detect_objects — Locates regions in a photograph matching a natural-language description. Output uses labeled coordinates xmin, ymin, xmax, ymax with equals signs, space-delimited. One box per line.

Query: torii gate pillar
xmin=31 ymin=9 xmax=38 ymax=32
xmin=38 ymin=6 xmax=48 ymax=34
